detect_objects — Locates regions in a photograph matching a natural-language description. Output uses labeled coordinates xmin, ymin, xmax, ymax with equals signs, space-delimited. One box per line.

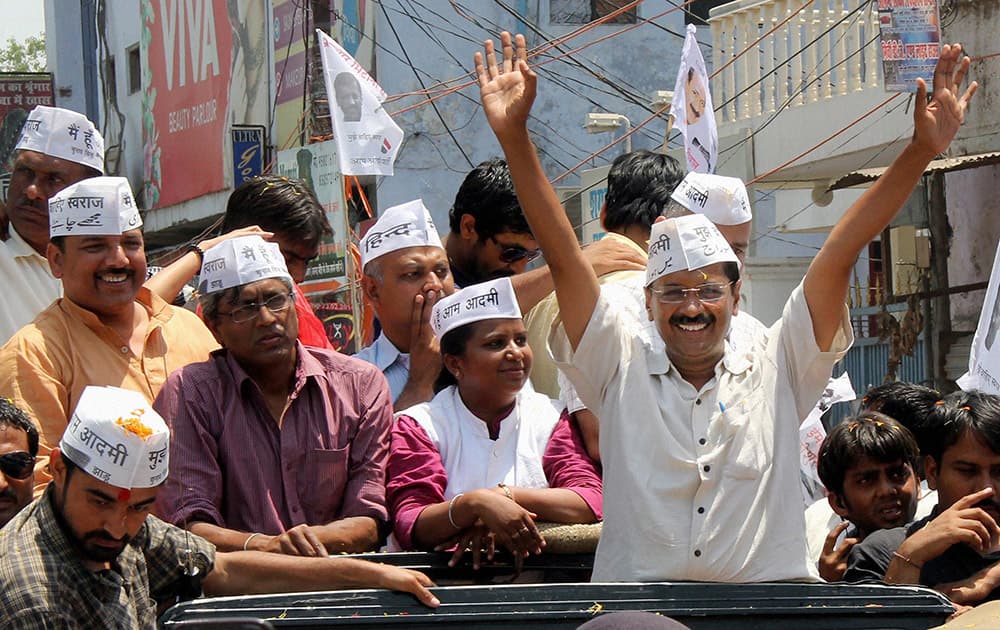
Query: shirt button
xmin=695 ymin=399 xmax=702 ymax=405
xmin=697 ymin=507 xmax=705 ymax=514
xmin=698 ymin=438 xmax=706 ymax=445
xmin=694 ymin=549 xmax=702 ymax=557
xmin=703 ymin=465 xmax=711 ymax=473
xmin=120 ymin=346 xmax=128 ymax=354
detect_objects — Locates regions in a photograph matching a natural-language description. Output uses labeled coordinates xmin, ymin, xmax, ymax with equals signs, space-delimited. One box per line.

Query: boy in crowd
xmin=845 ymin=391 xmax=1000 ymax=608
xmin=814 ymin=412 xmax=920 ymax=580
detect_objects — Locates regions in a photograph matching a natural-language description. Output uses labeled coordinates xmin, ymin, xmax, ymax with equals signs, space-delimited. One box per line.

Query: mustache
xmin=975 ymin=499 xmax=1000 ymax=514
xmin=670 ymin=313 xmax=713 ymax=326
xmin=0 ymin=488 xmax=16 ymax=502
xmin=84 ymin=529 xmax=130 ymax=546
xmin=98 ymin=267 xmax=135 ymax=276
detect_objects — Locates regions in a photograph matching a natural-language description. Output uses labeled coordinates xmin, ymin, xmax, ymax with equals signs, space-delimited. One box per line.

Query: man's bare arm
xmin=802 ymin=44 xmax=976 ymax=351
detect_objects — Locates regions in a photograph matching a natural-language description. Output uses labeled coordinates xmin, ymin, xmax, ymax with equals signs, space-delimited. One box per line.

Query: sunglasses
xmin=490 ymin=236 xmax=542 ymax=264
xmin=0 ymin=451 xmax=35 ymax=480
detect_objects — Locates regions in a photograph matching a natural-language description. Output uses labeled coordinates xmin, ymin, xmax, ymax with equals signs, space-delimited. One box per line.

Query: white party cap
xmin=15 ymin=105 xmax=105 ymax=174
xmin=431 ymin=277 xmax=521 ymax=339
xmin=59 ymin=386 xmax=170 ymax=490
xmin=198 ymin=235 xmax=292 ymax=295
xmin=645 ymin=213 xmax=738 ymax=286
xmin=48 ymin=176 xmax=141 ymax=238
xmin=670 ymin=172 xmax=752 ymax=225
xmin=360 ymin=199 xmax=443 ymax=268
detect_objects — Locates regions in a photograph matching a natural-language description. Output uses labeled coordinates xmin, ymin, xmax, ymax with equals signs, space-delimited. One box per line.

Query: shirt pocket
xmin=300 ymin=446 xmax=350 ymax=522
xmin=721 ymin=397 xmax=772 ymax=480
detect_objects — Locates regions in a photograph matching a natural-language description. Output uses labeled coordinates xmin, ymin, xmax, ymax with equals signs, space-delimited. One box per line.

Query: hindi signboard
xmin=0 ymin=73 xmax=54 ymax=202
xmin=878 ymin=0 xmax=941 ymax=92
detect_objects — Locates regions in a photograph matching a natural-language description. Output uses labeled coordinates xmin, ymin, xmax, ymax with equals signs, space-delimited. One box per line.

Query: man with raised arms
xmin=474 ymin=32 xmax=975 ymax=581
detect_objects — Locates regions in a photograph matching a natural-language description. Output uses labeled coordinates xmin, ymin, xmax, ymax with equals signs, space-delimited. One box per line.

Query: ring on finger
xmin=519 ymin=526 xmax=531 ymax=535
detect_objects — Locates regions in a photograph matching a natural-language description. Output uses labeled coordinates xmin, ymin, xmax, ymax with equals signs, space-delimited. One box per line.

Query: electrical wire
xmin=379 ymin=0 xmax=475 ymax=168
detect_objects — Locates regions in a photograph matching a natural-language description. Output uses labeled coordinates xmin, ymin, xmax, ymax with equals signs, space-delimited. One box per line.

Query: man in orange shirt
xmin=0 ymin=177 xmax=218 ymax=491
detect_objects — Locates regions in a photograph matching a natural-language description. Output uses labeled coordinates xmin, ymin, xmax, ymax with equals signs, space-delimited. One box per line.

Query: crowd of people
xmin=0 ymin=31 xmax=992 ymax=625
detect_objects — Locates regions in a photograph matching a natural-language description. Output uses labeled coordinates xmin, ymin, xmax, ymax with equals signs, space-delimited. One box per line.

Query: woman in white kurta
xmin=387 ymin=278 xmax=601 ymax=563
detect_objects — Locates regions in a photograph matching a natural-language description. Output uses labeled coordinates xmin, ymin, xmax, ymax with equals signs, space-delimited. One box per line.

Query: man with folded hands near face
xmin=0 ymin=386 xmax=437 ymax=627
xmin=155 ymin=235 xmax=392 ymax=555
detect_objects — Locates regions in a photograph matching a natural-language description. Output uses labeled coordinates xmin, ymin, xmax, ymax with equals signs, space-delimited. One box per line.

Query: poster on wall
xmin=275 ymin=140 xmax=357 ymax=352
xmin=141 ymin=0 xmax=269 ymax=209
xmin=579 ymin=165 xmax=610 ymax=244
xmin=0 ymin=73 xmax=54 ymax=202
xmin=958 ymin=243 xmax=1000 ymax=395
xmin=877 ymin=0 xmax=941 ymax=92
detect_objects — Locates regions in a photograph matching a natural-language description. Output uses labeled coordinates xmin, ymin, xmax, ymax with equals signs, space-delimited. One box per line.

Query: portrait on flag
xmin=316 ymin=29 xmax=403 ymax=176
xmin=670 ymin=24 xmax=718 ymax=174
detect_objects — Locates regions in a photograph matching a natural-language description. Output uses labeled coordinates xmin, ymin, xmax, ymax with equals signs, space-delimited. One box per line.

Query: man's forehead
xmin=387 ymin=245 xmax=448 ymax=266
xmin=848 ymin=456 xmax=908 ymax=475
xmin=652 ymin=263 xmax=730 ymax=287
xmin=15 ymin=149 xmax=89 ymax=177
xmin=493 ymin=231 xmax=537 ymax=247
xmin=0 ymin=424 xmax=29 ymax=451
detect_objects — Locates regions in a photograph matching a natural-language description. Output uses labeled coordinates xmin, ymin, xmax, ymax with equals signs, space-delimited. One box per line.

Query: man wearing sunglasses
xmin=0 ymin=397 xmax=36 ymax=527
xmin=445 ymin=157 xmax=645 ymax=311
xmin=154 ymin=235 xmax=392 ymax=557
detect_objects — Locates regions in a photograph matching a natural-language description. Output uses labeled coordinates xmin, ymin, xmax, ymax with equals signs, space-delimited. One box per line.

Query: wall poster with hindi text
xmin=0 ymin=73 xmax=53 ymax=203
xmin=878 ymin=0 xmax=941 ymax=92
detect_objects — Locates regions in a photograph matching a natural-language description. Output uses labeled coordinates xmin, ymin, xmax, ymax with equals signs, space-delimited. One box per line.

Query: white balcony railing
xmin=709 ymin=0 xmax=881 ymax=127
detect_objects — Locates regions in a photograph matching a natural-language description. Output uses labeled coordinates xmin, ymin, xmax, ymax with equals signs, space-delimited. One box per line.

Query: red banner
xmin=142 ymin=0 xmax=233 ymax=208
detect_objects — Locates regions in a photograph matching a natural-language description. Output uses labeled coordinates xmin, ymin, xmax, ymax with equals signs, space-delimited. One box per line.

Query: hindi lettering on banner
xmin=877 ymin=0 xmax=941 ymax=92
xmin=315 ymin=29 xmax=404 ymax=176
xmin=669 ymin=25 xmax=718 ymax=174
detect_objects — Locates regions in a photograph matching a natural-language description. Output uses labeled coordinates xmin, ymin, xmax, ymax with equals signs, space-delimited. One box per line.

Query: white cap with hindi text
xmin=671 ymin=172 xmax=752 ymax=225
xmin=14 ymin=105 xmax=105 ymax=174
xmin=59 ymin=386 xmax=170 ymax=489
xmin=360 ymin=199 xmax=443 ymax=268
xmin=645 ymin=214 xmax=738 ymax=286
xmin=48 ymin=176 xmax=141 ymax=238
xmin=431 ymin=277 xmax=521 ymax=339
xmin=198 ymin=235 xmax=293 ymax=295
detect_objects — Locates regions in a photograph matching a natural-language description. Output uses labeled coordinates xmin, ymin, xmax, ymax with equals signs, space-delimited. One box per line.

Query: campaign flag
xmin=799 ymin=372 xmax=857 ymax=503
xmin=958 ymin=242 xmax=1000 ymax=394
xmin=316 ymin=29 xmax=403 ymax=176
xmin=669 ymin=24 xmax=718 ymax=174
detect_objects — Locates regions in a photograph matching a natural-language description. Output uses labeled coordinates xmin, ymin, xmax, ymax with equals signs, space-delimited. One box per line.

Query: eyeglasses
xmin=219 ymin=292 xmax=294 ymax=324
xmin=0 ymin=451 xmax=35 ymax=480
xmin=490 ymin=236 xmax=542 ymax=265
xmin=649 ymin=282 xmax=734 ymax=304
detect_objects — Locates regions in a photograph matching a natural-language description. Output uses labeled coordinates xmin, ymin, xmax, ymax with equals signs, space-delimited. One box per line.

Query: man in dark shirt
xmin=845 ymin=391 xmax=1000 ymax=607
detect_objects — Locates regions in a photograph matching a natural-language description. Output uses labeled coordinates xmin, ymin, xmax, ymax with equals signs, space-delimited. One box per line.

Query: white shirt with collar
xmin=551 ymin=281 xmax=853 ymax=582
xmin=355 ymin=332 xmax=410 ymax=403
xmin=0 ymin=226 xmax=61 ymax=344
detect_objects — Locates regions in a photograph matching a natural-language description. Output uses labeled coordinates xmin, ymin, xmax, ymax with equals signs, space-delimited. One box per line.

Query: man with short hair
xmin=0 ymin=386 xmax=438 ymax=627
xmin=844 ymin=391 xmax=1000 ymax=607
xmin=0 ymin=105 xmax=104 ymax=343
xmin=156 ymin=235 xmax=392 ymax=555
xmin=476 ymin=32 xmax=974 ymax=581
xmin=356 ymin=200 xmax=454 ymax=408
xmin=334 ymin=72 xmax=364 ymax=122
xmin=0 ymin=397 xmax=37 ymax=527
xmin=146 ymin=174 xmax=335 ymax=349
xmin=445 ymin=157 xmax=645 ymax=312
xmin=813 ymin=412 xmax=920 ymax=580
xmin=0 ymin=177 xmax=218 ymax=490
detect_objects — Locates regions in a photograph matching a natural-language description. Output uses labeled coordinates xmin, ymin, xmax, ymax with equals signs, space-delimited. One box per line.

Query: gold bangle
xmin=497 ymin=483 xmax=514 ymax=501
xmin=892 ymin=550 xmax=923 ymax=569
